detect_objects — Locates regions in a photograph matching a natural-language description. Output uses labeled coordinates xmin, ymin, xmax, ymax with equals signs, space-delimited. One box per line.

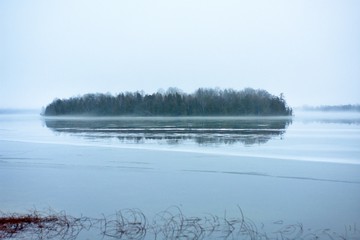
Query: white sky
xmin=1 ymin=0 xmax=359 ymax=109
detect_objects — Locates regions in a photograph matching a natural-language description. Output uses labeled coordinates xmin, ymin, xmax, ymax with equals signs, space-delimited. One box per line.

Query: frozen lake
xmin=1 ymin=112 xmax=360 ymax=239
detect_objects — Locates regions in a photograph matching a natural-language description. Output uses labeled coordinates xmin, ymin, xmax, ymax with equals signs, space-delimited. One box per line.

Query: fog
xmin=1 ymin=0 xmax=360 ymax=109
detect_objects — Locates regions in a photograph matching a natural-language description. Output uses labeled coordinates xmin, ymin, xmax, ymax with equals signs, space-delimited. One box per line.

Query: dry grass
xmin=0 ymin=207 xmax=358 ymax=240
xmin=0 ymin=210 xmax=90 ymax=240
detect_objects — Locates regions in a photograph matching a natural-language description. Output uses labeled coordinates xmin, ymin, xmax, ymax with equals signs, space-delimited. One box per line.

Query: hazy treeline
xmin=44 ymin=88 xmax=292 ymax=116
xmin=0 ymin=109 xmax=39 ymax=114
xmin=302 ymin=104 xmax=360 ymax=112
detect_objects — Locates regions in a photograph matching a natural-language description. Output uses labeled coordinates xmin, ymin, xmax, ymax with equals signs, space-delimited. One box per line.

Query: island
xmin=43 ymin=88 xmax=292 ymax=116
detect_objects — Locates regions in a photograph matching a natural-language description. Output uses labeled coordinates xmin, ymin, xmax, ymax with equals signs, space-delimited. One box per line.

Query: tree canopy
xmin=44 ymin=88 xmax=292 ymax=116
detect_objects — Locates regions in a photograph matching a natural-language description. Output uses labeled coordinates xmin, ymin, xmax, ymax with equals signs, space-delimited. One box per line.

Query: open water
xmin=0 ymin=111 xmax=359 ymax=239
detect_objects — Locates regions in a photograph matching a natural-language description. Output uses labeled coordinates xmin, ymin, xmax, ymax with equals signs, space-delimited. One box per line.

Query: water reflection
xmin=44 ymin=117 xmax=292 ymax=146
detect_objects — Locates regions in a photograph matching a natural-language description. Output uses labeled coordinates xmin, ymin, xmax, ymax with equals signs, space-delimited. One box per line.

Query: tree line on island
xmin=44 ymin=88 xmax=292 ymax=116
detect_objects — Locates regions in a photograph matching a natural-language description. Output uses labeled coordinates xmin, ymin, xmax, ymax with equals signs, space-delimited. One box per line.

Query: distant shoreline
xmin=299 ymin=104 xmax=360 ymax=112
xmin=0 ymin=109 xmax=40 ymax=114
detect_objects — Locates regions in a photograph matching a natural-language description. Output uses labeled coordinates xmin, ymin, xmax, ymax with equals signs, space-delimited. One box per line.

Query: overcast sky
xmin=1 ymin=0 xmax=359 ymax=109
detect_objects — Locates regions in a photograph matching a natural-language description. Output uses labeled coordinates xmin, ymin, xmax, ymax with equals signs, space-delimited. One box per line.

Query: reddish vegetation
xmin=0 ymin=211 xmax=84 ymax=240
xmin=0 ymin=215 xmax=57 ymax=238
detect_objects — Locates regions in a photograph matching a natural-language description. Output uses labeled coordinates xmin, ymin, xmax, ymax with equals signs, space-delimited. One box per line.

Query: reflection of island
xmin=44 ymin=117 xmax=292 ymax=146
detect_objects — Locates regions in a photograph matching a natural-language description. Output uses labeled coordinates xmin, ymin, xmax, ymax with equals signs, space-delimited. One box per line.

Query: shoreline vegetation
xmin=43 ymin=88 xmax=292 ymax=116
xmin=1 ymin=207 xmax=358 ymax=240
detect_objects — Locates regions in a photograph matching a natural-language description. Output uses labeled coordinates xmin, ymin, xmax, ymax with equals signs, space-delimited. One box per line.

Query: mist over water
xmin=37 ymin=113 xmax=360 ymax=165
